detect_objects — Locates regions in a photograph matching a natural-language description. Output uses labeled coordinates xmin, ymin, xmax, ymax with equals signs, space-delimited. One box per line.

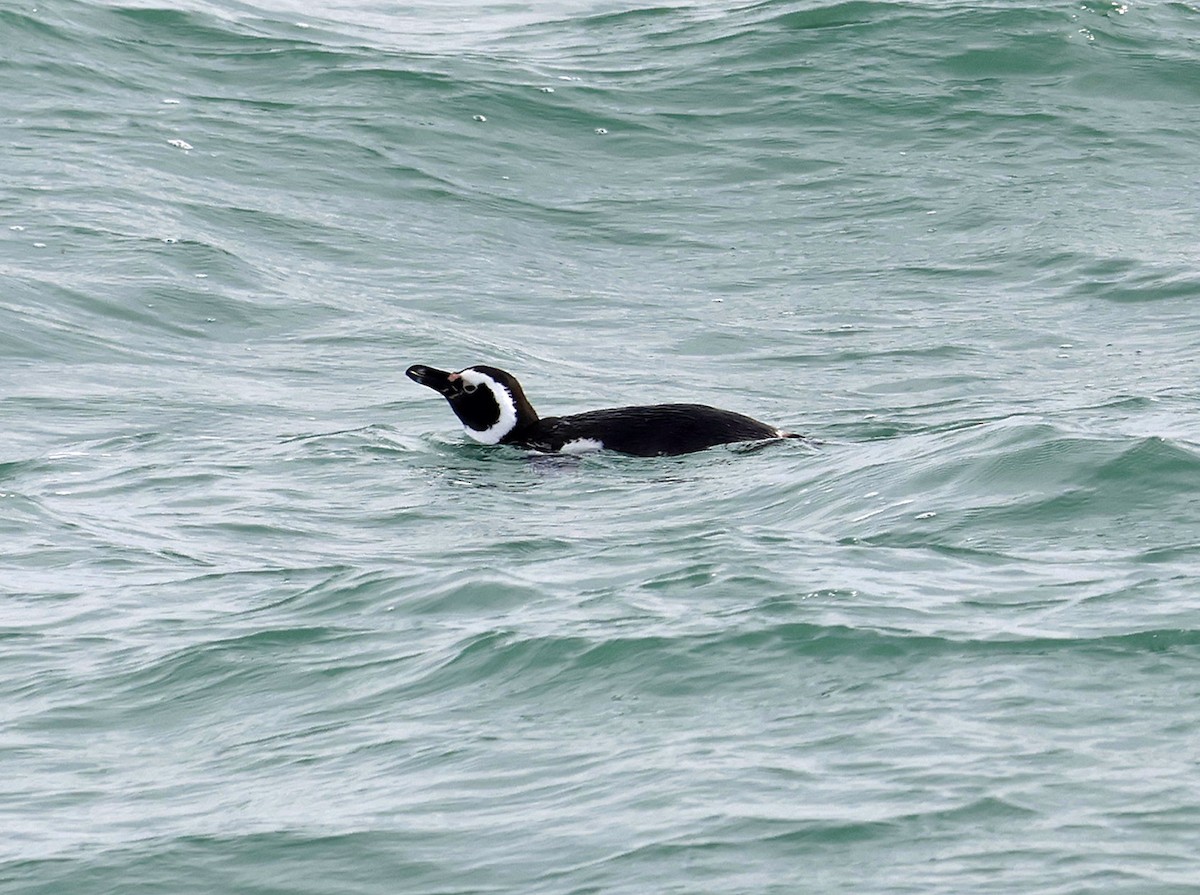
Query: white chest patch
xmin=560 ymin=438 xmax=604 ymax=455
xmin=457 ymin=368 xmax=518 ymax=444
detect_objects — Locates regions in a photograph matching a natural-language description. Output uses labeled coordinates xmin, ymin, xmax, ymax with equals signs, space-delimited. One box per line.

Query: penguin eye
xmin=463 ymin=383 xmax=478 ymax=394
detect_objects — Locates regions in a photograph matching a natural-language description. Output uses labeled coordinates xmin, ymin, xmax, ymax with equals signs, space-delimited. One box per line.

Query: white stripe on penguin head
xmin=457 ymin=368 xmax=517 ymax=444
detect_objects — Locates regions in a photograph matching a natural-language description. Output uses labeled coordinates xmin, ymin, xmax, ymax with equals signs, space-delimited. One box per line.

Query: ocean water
xmin=4 ymin=0 xmax=1200 ymax=892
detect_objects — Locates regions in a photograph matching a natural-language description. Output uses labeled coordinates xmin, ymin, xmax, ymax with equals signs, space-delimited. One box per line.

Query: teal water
xmin=4 ymin=0 xmax=1200 ymax=892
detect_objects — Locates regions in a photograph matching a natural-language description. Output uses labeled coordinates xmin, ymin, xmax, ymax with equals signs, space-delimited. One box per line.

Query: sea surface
xmin=3 ymin=0 xmax=1200 ymax=892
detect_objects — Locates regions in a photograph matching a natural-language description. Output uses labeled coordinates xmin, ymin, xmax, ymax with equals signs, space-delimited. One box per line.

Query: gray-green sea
xmin=4 ymin=0 xmax=1200 ymax=892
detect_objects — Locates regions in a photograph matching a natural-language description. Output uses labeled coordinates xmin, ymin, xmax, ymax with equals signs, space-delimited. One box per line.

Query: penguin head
xmin=406 ymin=364 xmax=538 ymax=444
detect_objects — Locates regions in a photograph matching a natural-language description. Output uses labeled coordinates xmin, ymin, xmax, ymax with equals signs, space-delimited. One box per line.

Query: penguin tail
xmin=781 ymin=431 xmax=821 ymax=446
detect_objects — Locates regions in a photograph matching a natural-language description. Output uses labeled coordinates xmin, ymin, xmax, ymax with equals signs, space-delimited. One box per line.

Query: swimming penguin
xmin=406 ymin=363 xmax=801 ymax=457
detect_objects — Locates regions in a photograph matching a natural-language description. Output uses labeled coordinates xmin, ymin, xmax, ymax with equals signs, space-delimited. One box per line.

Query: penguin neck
xmin=498 ymin=390 xmax=540 ymax=445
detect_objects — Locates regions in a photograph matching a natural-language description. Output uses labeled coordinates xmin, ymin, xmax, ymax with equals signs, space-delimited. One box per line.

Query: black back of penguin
xmin=406 ymin=363 xmax=796 ymax=456
xmin=530 ymin=404 xmax=783 ymax=456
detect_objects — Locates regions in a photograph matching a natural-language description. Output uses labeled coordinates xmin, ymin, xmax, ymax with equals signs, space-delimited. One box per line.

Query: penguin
xmin=406 ymin=363 xmax=801 ymax=457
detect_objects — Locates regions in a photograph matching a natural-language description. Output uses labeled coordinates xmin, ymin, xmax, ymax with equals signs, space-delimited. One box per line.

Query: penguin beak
xmin=406 ymin=364 xmax=462 ymax=398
